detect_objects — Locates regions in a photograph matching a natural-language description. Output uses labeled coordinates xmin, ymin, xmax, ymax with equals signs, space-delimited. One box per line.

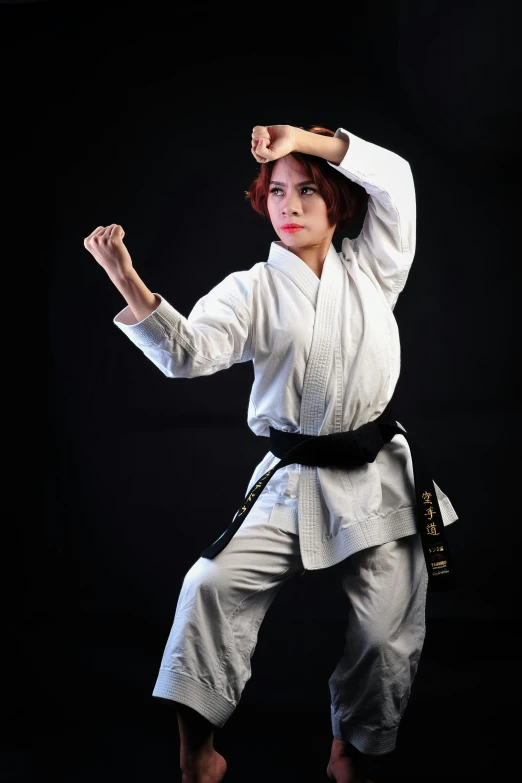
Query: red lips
xmin=281 ymin=224 xmax=304 ymax=232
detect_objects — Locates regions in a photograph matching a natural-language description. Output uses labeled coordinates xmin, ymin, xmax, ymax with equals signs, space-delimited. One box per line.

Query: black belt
xmin=200 ymin=397 xmax=456 ymax=592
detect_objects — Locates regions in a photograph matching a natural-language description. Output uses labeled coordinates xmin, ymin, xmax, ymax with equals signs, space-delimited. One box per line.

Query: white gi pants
xmin=152 ymin=491 xmax=428 ymax=755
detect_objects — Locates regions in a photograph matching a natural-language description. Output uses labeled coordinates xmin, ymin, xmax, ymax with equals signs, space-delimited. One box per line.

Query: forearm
xmin=106 ymin=266 xmax=160 ymax=322
xmin=293 ymin=127 xmax=349 ymax=165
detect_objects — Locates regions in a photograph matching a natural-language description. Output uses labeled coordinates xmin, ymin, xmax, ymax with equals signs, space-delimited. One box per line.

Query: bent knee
xmin=183 ymin=556 xmax=230 ymax=595
xmin=361 ymin=625 xmax=425 ymax=663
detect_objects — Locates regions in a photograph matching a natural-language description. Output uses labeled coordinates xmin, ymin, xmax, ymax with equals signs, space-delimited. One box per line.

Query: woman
xmin=84 ymin=124 xmax=459 ymax=783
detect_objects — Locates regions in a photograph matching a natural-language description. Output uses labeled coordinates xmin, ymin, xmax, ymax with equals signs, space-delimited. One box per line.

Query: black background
xmin=5 ymin=0 xmax=521 ymax=780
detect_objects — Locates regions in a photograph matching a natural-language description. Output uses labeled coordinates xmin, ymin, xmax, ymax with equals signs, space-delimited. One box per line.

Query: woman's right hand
xmin=84 ymin=224 xmax=134 ymax=278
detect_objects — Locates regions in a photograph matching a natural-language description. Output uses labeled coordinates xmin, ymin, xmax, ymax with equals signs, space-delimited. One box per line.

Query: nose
xmin=282 ymin=191 xmax=302 ymax=216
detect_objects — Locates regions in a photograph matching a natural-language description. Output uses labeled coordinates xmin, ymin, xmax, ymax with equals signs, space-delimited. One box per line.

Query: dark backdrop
xmin=6 ymin=0 xmax=521 ymax=780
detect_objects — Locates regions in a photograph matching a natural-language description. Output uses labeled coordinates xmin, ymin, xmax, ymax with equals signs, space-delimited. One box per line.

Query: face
xmin=266 ymin=156 xmax=335 ymax=251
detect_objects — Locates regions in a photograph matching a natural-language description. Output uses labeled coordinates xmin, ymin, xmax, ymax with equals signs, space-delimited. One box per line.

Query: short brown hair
xmin=245 ymin=126 xmax=366 ymax=232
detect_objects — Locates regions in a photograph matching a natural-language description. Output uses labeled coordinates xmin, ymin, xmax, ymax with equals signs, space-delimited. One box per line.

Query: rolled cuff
xmin=331 ymin=706 xmax=398 ymax=755
xmin=152 ymin=668 xmax=237 ymax=728
xmin=113 ymin=294 xmax=183 ymax=347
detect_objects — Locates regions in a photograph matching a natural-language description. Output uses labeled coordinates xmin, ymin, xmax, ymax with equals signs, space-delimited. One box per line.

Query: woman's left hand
xmin=251 ymin=125 xmax=297 ymax=163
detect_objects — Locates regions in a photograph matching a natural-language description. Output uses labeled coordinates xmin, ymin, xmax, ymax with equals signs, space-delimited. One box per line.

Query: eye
xmin=269 ymin=186 xmax=317 ymax=196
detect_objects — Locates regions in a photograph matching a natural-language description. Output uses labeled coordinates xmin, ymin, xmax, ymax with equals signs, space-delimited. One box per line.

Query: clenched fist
xmin=84 ymin=224 xmax=133 ymax=278
xmin=251 ymin=125 xmax=297 ymax=164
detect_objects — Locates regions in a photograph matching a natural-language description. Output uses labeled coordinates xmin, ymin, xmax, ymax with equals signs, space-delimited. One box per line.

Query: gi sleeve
xmin=112 ymin=271 xmax=254 ymax=378
xmin=328 ymin=127 xmax=416 ymax=311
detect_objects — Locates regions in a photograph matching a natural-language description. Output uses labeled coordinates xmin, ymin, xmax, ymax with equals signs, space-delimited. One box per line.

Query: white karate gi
xmin=113 ymin=127 xmax=459 ymax=753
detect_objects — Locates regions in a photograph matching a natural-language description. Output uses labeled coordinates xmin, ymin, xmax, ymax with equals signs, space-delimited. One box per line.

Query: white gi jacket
xmin=114 ymin=127 xmax=459 ymax=570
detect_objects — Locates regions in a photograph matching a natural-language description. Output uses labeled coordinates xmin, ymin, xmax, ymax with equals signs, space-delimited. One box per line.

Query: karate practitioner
xmin=84 ymin=123 xmax=458 ymax=783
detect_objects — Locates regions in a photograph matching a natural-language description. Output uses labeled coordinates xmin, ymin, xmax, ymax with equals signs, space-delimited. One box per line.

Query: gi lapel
xmin=266 ymin=241 xmax=320 ymax=307
xmin=300 ymin=243 xmax=344 ymax=437
xmin=298 ymin=244 xmax=346 ymax=565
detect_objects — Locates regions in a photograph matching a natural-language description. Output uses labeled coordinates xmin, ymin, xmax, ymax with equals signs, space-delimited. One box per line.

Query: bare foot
xmin=326 ymin=738 xmax=374 ymax=783
xmin=181 ymin=748 xmax=227 ymax=783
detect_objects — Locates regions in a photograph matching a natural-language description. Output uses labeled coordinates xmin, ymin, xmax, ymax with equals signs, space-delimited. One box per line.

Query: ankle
xmin=331 ymin=738 xmax=360 ymax=759
xmin=180 ymin=746 xmax=216 ymax=773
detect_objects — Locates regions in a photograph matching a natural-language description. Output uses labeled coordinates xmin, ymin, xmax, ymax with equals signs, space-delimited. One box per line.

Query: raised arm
xmin=326 ymin=128 xmax=416 ymax=310
xmin=84 ymin=224 xmax=160 ymax=321
xmin=252 ymin=125 xmax=416 ymax=310
xmin=84 ymin=224 xmax=253 ymax=379
xmin=251 ymin=125 xmax=349 ymax=165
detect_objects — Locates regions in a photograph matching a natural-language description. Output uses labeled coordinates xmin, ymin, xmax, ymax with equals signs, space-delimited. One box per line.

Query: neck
xmin=285 ymin=239 xmax=332 ymax=278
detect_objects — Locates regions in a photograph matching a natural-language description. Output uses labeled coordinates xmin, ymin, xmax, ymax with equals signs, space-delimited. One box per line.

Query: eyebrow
xmin=269 ymin=180 xmax=316 ymax=186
